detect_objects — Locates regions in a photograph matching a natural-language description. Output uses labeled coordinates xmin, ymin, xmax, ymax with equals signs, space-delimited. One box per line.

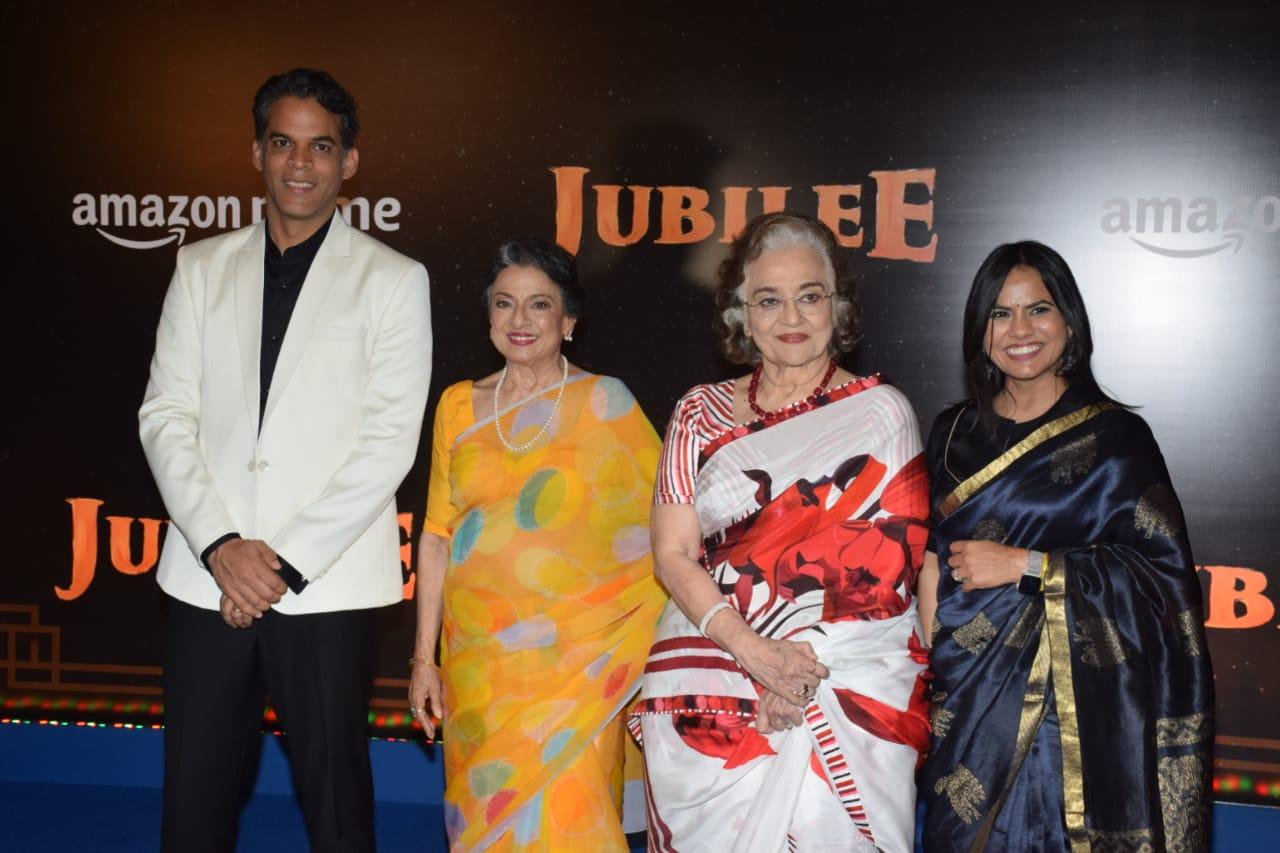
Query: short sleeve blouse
xmin=423 ymin=381 xmax=475 ymax=539
xmin=654 ymin=380 xmax=737 ymax=505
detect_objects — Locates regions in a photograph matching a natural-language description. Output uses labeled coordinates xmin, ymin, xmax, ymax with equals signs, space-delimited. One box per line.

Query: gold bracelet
xmin=409 ymin=657 xmax=432 ymax=666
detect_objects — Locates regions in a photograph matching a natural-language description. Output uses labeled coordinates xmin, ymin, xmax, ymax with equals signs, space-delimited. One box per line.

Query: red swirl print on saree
xmin=711 ymin=454 xmax=929 ymax=623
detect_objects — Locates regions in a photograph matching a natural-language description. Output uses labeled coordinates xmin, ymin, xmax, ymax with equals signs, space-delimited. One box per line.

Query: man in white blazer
xmin=139 ymin=69 xmax=431 ymax=852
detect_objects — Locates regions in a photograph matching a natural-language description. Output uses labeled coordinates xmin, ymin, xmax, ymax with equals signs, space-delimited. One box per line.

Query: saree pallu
xmin=439 ymin=375 xmax=667 ymax=851
xmin=921 ymin=402 xmax=1214 ymax=852
xmin=633 ymin=379 xmax=931 ymax=853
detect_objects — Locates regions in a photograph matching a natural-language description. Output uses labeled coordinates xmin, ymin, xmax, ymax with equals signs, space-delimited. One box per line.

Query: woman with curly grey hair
xmin=631 ymin=212 xmax=931 ymax=851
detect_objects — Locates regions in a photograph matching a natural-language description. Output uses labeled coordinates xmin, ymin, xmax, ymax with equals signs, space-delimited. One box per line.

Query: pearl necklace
xmin=493 ymin=355 xmax=569 ymax=453
xmin=747 ymin=358 xmax=839 ymax=419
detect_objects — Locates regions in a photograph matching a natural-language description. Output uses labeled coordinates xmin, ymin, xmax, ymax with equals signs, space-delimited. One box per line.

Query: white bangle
xmin=698 ymin=601 xmax=733 ymax=637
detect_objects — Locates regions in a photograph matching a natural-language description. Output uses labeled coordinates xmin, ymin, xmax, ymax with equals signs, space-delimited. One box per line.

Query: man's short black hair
xmin=252 ymin=68 xmax=360 ymax=150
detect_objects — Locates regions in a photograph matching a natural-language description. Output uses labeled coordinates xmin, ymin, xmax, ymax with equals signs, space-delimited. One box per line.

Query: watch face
xmin=1018 ymin=574 xmax=1043 ymax=596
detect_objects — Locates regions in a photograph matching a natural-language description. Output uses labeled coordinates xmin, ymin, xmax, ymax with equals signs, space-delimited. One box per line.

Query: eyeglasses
xmin=743 ymin=290 xmax=834 ymax=315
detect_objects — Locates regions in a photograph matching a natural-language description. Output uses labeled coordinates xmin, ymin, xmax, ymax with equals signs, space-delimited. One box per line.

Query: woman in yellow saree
xmin=408 ymin=238 xmax=667 ymax=851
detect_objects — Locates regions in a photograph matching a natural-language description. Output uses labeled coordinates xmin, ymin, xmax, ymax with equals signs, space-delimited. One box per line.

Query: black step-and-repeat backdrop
xmin=3 ymin=3 xmax=1277 ymax=806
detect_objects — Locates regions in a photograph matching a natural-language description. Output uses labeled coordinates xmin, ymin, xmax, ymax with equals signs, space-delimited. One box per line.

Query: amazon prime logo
xmin=72 ymin=193 xmax=401 ymax=250
xmin=1101 ymin=195 xmax=1279 ymax=258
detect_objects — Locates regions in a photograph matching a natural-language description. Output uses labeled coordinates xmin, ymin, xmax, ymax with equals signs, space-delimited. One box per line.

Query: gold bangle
xmin=409 ymin=657 xmax=431 ymax=666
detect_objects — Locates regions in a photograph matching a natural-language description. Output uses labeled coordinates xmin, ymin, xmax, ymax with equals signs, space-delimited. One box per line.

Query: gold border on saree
xmin=1044 ymin=550 xmax=1090 ymax=852
xmin=939 ymin=403 xmax=1116 ymax=519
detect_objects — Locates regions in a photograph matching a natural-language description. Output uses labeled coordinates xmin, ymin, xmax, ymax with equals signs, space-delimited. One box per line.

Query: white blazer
xmin=139 ymin=212 xmax=432 ymax=615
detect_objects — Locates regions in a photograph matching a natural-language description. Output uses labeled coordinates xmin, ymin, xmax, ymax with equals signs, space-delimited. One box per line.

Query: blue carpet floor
xmin=1 ymin=723 xmax=1275 ymax=851
xmin=3 ymin=780 xmax=1277 ymax=851
xmin=0 ymin=782 xmax=443 ymax=852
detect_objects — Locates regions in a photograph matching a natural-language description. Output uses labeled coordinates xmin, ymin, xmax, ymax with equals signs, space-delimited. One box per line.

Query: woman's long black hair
xmin=962 ymin=240 xmax=1123 ymax=434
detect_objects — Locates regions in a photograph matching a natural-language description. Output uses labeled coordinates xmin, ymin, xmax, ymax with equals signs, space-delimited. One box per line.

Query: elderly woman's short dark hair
xmin=712 ymin=212 xmax=862 ymax=365
xmin=485 ymin=238 xmax=585 ymax=318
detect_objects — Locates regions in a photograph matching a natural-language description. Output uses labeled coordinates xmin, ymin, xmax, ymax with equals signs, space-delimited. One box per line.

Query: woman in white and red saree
xmin=632 ymin=213 xmax=931 ymax=853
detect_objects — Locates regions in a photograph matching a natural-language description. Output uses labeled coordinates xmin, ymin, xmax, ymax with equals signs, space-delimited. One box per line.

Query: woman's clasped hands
xmin=736 ymin=635 xmax=829 ymax=734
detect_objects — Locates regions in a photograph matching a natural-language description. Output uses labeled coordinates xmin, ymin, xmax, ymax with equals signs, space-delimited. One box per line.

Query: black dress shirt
xmin=261 ymin=218 xmax=331 ymax=420
xmin=200 ymin=217 xmax=333 ymax=596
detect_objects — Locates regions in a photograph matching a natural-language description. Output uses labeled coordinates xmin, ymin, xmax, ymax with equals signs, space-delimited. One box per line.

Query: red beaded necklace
xmin=747 ymin=358 xmax=839 ymax=419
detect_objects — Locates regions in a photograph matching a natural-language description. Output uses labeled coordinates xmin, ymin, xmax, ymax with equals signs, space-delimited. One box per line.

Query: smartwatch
xmin=1019 ymin=550 xmax=1048 ymax=595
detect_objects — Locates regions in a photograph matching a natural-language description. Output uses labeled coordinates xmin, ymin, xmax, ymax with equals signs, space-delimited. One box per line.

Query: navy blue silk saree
xmin=920 ymin=391 xmax=1213 ymax=852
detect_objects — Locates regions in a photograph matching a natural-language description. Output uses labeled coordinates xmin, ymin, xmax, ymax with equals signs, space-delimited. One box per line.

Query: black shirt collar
xmin=265 ymin=215 xmax=333 ymax=266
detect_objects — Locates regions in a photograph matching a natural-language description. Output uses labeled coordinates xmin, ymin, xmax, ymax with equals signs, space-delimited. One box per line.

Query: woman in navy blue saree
xmin=918 ymin=242 xmax=1213 ymax=852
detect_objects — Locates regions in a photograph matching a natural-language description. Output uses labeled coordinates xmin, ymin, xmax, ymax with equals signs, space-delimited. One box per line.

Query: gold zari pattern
xmin=973 ymin=517 xmax=1008 ymax=542
xmin=934 ymin=764 xmax=987 ymax=825
xmin=1158 ymin=753 xmax=1210 ymax=851
xmin=1088 ymin=828 xmax=1155 ymax=852
xmin=931 ymin=694 xmax=955 ymax=740
xmin=1075 ymin=616 xmax=1128 ymax=667
xmin=1156 ymin=712 xmax=1212 ymax=749
xmin=1176 ymin=608 xmax=1206 ymax=658
xmin=1051 ymin=432 xmax=1098 ymax=485
xmin=1134 ymin=483 xmax=1182 ymax=540
xmin=952 ymin=612 xmax=999 ymax=656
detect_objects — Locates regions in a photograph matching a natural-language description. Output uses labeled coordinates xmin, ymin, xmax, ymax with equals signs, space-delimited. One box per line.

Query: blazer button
xmin=258 ymin=460 xmax=270 ymax=472
xmin=247 ymin=460 xmax=256 ymax=472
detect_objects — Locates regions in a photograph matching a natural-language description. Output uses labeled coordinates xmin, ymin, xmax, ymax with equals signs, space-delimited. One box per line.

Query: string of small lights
xmin=2 ymin=693 xmax=425 ymax=740
xmin=5 ymin=695 xmax=1277 ymax=800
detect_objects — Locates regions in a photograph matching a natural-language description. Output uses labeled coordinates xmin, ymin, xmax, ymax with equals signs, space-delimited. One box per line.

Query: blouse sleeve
xmin=654 ymin=389 xmax=703 ymax=505
xmin=423 ymin=384 xmax=462 ymax=538
xmin=924 ymin=410 xmax=949 ymax=551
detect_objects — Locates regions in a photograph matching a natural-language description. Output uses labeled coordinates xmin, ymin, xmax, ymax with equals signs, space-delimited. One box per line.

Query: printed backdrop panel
xmin=2 ymin=2 xmax=1276 ymax=806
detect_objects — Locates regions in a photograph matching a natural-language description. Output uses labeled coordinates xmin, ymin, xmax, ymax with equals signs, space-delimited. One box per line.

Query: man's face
xmin=251 ymin=96 xmax=358 ymax=234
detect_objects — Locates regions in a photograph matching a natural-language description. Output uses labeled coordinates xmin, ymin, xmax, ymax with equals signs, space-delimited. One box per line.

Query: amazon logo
xmin=71 ymin=193 xmax=402 ymax=250
xmin=1101 ymin=195 xmax=1279 ymax=258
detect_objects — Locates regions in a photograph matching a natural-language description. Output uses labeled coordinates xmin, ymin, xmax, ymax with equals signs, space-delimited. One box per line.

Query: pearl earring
xmin=564 ymin=332 xmax=574 ymax=342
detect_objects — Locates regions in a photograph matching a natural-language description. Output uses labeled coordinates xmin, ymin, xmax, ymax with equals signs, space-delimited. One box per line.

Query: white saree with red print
xmin=631 ymin=378 xmax=931 ymax=853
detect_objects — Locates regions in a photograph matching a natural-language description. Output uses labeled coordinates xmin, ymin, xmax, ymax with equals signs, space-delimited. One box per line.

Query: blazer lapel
xmin=234 ymin=222 xmax=266 ymax=430
xmin=261 ymin=211 xmax=351 ymax=429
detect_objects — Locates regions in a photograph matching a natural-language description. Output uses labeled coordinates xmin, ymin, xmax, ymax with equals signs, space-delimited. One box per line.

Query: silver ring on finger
xmin=785 ymin=722 xmax=793 ymax=730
